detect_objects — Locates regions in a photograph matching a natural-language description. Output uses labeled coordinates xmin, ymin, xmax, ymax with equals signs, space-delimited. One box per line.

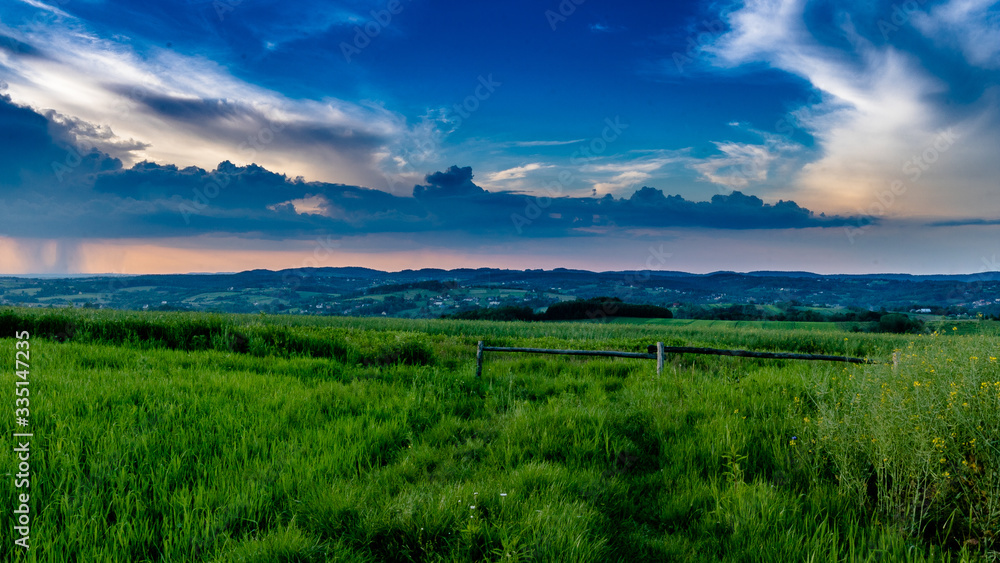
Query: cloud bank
xmin=0 ymin=1 xmax=433 ymax=191
xmin=0 ymin=96 xmax=862 ymax=242
xmin=701 ymin=0 xmax=1000 ymax=219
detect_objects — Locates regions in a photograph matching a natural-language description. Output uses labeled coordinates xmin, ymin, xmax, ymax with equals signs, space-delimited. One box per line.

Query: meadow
xmin=607 ymin=317 xmax=852 ymax=332
xmin=0 ymin=307 xmax=997 ymax=561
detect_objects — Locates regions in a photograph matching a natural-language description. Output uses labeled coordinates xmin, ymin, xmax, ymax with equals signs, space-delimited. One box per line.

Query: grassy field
xmin=0 ymin=307 xmax=998 ymax=561
xmin=607 ymin=317 xmax=852 ymax=332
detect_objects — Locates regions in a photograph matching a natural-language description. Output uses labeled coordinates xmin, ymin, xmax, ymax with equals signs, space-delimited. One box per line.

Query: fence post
xmin=656 ymin=342 xmax=664 ymax=376
xmin=476 ymin=340 xmax=484 ymax=378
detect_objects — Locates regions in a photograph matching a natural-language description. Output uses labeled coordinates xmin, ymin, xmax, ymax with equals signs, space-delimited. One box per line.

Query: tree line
xmin=447 ymin=297 xmax=673 ymax=322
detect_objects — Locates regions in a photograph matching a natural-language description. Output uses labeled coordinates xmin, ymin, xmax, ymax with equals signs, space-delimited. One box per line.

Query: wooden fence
xmin=475 ymin=341 xmax=876 ymax=377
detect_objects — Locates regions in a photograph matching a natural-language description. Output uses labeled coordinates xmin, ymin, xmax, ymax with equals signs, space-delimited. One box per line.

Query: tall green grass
xmin=0 ymin=307 xmax=994 ymax=561
xmin=800 ymin=332 xmax=1000 ymax=550
xmin=0 ymin=308 xmax=437 ymax=367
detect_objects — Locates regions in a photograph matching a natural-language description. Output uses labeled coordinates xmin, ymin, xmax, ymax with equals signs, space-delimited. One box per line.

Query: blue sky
xmin=0 ymin=0 xmax=998 ymax=274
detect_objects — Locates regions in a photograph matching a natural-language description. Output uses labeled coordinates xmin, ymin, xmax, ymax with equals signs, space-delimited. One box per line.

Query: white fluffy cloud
xmin=582 ymin=152 xmax=689 ymax=194
xmin=690 ymin=142 xmax=778 ymax=190
xmin=487 ymin=162 xmax=552 ymax=182
xmin=913 ymin=0 xmax=1000 ymax=69
xmin=702 ymin=0 xmax=1000 ymax=218
xmin=0 ymin=5 xmax=435 ymax=191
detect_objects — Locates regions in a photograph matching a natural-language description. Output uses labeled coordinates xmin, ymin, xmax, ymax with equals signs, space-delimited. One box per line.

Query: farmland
xmin=607 ymin=318 xmax=851 ymax=331
xmin=3 ymin=267 xmax=1000 ymax=321
xmin=1 ymin=307 xmax=998 ymax=561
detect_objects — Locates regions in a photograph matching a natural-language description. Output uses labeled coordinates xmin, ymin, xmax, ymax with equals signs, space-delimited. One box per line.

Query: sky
xmin=0 ymin=0 xmax=998 ymax=275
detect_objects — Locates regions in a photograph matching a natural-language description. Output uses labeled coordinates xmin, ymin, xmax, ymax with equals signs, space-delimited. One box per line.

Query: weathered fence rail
xmin=474 ymin=340 xmax=876 ymax=377
xmin=644 ymin=344 xmax=876 ymax=364
xmin=475 ymin=341 xmax=663 ymax=377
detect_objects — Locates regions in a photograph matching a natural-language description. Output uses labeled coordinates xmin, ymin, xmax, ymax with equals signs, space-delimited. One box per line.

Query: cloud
xmin=0 ymin=94 xmax=124 ymax=190
xmin=585 ymin=152 xmax=688 ymax=194
xmin=592 ymin=170 xmax=654 ymax=193
xmin=927 ymin=217 xmax=1000 ymax=227
xmin=487 ymin=163 xmax=552 ymax=182
xmin=0 ymin=32 xmax=43 ymax=58
xmin=606 ymin=186 xmax=848 ymax=229
xmin=237 ymin=4 xmax=367 ymax=51
xmin=913 ymin=0 xmax=1000 ymax=69
xmin=413 ymin=165 xmax=487 ymax=199
xmin=0 ymin=3 xmax=436 ymax=190
xmin=700 ymin=0 xmax=1000 ymax=219
xmin=44 ymin=109 xmax=150 ymax=160
xmin=17 ymin=0 xmax=71 ymax=18
xmin=279 ymin=195 xmax=327 ymax=216
xmin=120 ymin=90 xmax=389 ymax=159
xmin=0 ymin=98 xmax=863 ymax=241
xmin=589 ymin=23 xmax=625 ymax=33
xmin=690 ymin=142 xmax=778 ymax=189
xmin=507 ymin=139 xmax=585 ymax=147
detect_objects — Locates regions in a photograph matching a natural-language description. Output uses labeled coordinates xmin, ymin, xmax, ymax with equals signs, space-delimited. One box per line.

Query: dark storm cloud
xmin=123 ymin=93 xmax=252 ymax=122
xmin=411 ymin=169 xmax=856 ymax=233
xmin=0 ymin=97 xmax=862 ymax=240
xmin=44 ymin=109 xmax=150 ymax=160
xmin=114 ymin=89 xmax=389 ymax=153
xmin=612 ymin=187 xmax=838 ymax=229
xmin=0 ymin=94 xmax=123 ymax=188
xmin=94 ymin=161 xmax=293 ymax=206
xmin=0 ymin=93 xmax=60 ymax=176
xmin=0 ymin=34 xmax=44 ymax=58
xmin=927 ymin=218 xmax=1000 ymax=227
xmin=413 ymin=166 xmax=487 ymax=199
